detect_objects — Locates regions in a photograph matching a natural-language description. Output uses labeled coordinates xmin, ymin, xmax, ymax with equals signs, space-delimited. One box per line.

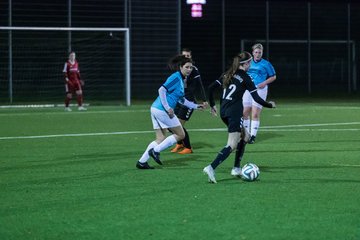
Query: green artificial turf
xmin=0 ymin=99 xmax=359 ymax=240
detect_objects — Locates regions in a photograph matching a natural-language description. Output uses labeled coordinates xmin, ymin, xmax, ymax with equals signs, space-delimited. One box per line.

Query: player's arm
xmin=258 ymin=62 xmax=276 ymax=88
xmin=193 ymin=68 xmax=208 ymax=104
xmin=246 ymin=77 xmax=275 ymax=108
xmin=208 ymin=78 xmax=222 ymax=116
xmin=158 ymin=86 xmax=174 ymax=118
xmin=258 ymin=75 xmax=276 ymax=89
xmin=178 ymin=97 xmax=205 ymax=110
xmin=77 ymin=65 xmax=84 ymax=86
xmin=63 ymin=63 xmax=69 ymax=82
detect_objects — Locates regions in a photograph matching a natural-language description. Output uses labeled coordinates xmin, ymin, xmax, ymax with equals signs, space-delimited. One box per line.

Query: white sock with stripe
xmin=154 ymin=135 xmax=177 ymax=153
xmin=251 ymin=120 xmax=260 ymax=137
xmin=139 ymin=141 xmax=158 ymax=163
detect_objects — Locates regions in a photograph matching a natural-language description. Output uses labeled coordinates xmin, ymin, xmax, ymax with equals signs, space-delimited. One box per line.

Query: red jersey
xmin=63 ymin=60 xmax=81 ymax=83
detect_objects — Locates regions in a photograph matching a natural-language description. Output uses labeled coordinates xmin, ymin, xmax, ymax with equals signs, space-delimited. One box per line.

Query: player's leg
xmin=75 ymin=82 xmax=86 ymax=111
xmin=147 ymin=108 xmax=184 ymax=165
xmin=249 ymin=106 xmax=261 ymax=143
xmin=242 ymin=90 xmax=252 ymax=133
xmin=154 ymin=125 xmax=184 ymax=153
xmin=171 ymin=118 xmax=186 ymax=153
xmin=232 ymin=120 xmax=248 ymax=177
xmin=137 ymin=108 xmax=169 ymax=169
xmin=64 ymin=83 xmax=73 ymax=111
xmin=203 ymin=117 xmax=240 ymax=183
xmin=249 ymin=87 xmax=267 ymax=143
xmin=172 ymin=104 xmax=194 ymax=154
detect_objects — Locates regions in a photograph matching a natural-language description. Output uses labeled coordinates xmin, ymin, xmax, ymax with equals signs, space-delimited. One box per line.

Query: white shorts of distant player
xmin=243 ymin=85 xmax=268 ymax=109
xmin=151 ymin=107 xmax=181 ymax=129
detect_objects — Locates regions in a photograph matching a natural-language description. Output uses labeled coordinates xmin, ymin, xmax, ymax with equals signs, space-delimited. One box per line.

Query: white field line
xmin=262 ymin=122 xmax=360 ymax=128
xmin=0 ymin=109 xmax=149 ymax=116
xmin=1 ymin=122 xmax=360 ymax=141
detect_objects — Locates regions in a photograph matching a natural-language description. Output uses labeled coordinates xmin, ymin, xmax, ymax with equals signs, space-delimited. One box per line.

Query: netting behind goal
xmin=0 ymin=27 xmax=129 ymax=105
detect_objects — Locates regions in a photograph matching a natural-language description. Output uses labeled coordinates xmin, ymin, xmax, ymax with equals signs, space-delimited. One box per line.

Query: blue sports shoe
xmin=136 ymin=161 xmax=154 ymax=169
xmin=148 ymin=148 xmax=162 ymax=165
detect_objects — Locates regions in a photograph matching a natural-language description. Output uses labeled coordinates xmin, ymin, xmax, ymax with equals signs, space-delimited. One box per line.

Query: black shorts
xmin=174 ymin=103 xmax=194 ymax=121
xmin=221 ymin=115 xmax=243 ymax=133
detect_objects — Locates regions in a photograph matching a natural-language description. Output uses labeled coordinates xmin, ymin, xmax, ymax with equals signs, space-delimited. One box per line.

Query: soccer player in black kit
xmin=170 ymin=48 xmax=208 ymax=154
xmin=203 ymin=51 xmax=276 ymax=183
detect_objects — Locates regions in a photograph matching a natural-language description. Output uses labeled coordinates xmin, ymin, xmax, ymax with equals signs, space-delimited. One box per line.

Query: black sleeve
xmin=189 ymin=67 xmax=207 ymax=102
xmin=250 ymin=91 xmax=273 ymax=108
xmin=194 ymin=68 xmax=207 ymax=102
xmin=244 ymin=76 xmax=273 ymax=108
xmin=208 ymin=79 xmax=222 ymax=107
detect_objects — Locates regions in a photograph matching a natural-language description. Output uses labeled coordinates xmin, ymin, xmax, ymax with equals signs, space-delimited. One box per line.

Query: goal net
xmin=0 ymin=27 xmax=130 ymax=106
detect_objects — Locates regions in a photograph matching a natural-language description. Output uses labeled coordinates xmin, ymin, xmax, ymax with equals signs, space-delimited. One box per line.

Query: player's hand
xmin=202 ymin=101 xmax=209 ymax=109
xmin=257 ymin=82 xmax=267 ymax=89
xmin=67 ymin=81 xmax=74 ymax=88
xmin=80 ymin=80 xmax=85 ymax=86
xmin=269 ymin=101 xmax=276 ymax=108
xmin=197 ymin=103 xmax=205 ymax=110
xmin=210 ymin=106 xmax=218 ymax=117
xmin=167 ymin=108 xmax=175 ymax=119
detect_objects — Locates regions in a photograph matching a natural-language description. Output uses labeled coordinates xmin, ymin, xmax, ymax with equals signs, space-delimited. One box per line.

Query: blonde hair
xmin=252 ymin=43 xmax=263 ymax=51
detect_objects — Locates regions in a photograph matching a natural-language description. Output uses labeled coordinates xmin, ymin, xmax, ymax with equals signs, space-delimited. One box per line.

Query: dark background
xmin=0 ymin=0 xmax=359 ymax=104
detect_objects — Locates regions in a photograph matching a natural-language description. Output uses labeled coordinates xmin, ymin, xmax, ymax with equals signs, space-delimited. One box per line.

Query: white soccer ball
xmin=241 ymin=163 xmax=260 ymax=181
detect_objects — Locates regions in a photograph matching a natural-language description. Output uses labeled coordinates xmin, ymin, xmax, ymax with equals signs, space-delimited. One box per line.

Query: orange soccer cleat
xmin=171 ymin=144 xmax=184 ymax=153
xmin=177 ymin=147 xmax=193 ymax=154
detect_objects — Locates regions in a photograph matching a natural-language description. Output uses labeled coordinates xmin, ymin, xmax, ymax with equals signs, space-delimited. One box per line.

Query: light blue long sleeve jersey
xmin=247 ymin=59 xmax=276 ymax=86
xmin=152 ymin=71 xmax=184 ymax=111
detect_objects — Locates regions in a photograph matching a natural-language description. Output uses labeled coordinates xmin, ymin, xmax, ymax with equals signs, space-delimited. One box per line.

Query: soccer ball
xmin=241 ymin=163 xmax=260 ymax=181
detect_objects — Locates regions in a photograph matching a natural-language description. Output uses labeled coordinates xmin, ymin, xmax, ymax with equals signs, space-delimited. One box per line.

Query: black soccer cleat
xmin=136 ymin=161 xmax=154 ymax=169
xmin=148 ymin=148 xmax=162 ymax=165
xmin=248 ymin=135 xmax=256 ymax=144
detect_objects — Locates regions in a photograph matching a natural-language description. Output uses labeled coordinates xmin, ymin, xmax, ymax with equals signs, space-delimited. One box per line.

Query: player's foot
xmin=148 ymin=148 xmax=162 ymax=165
xmin=136 ymin=161 xmax=154 ymax=169
xmin=170 ymin=144 xmax=184 ymax=153
xmin=78 ymin=106 xmax=87 ymax=111
xmin=178 ymin=147 xmax=193 ymax=154
xmin=203 ymin=165 xmax=217 ymax=183
xmin=248 ymin=135 xmax=256 ymax=144
xmin=65 ymin=107 xmax=72 ymax=112
xmin=231 ymin=167 xmax=242 ymax=177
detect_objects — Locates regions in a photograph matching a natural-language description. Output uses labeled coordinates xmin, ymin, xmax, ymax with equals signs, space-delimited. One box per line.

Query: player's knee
xmin=66 ymin=93 xmax=72 ymax=98
xmin=177 ymin=131 xmax=186 ymax=140
xmin=252 ymin=112 xmax=260 ymax=119
xmin=76 ymin=90 xmax=82 ymax=95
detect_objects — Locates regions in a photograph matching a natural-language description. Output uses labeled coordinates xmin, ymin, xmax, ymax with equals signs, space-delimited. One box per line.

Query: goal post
xmin=0 ymin=26 xmax=131 ymax=106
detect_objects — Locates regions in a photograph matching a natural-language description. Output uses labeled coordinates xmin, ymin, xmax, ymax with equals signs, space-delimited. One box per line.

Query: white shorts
xmin=243 ymin=85 xmax=268 ymax=109
xmin=150 ymin=107 xmax=181 ymax=129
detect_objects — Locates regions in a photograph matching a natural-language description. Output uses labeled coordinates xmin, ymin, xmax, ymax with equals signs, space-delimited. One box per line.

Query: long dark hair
xmin=168 ymin=54 xmax=193 ymax=71
xmin=222 ymin=51 xmax=252 ymax=88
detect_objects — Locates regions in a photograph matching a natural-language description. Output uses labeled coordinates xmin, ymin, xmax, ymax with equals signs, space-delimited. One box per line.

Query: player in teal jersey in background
xmin=242 ymin=43 xmax=277 ymax=144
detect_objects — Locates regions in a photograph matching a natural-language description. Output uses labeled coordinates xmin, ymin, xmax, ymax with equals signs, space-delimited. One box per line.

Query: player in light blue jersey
xmin=136 ymin=55 xmax=205 ymax=169
xmin=242 ymin=43 xmax=277 ymax=144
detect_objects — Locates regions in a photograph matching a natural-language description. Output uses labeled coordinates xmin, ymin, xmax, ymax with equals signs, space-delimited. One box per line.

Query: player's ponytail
xmin=223 ymin=51 xmax=252 ymax=88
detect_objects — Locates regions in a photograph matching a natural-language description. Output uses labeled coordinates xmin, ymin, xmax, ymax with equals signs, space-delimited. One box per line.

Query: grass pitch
xmin=0 ymin=98 xmax=359 ymax=240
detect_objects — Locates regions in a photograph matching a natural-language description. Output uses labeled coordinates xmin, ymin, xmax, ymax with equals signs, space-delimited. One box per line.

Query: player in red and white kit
xmin=63 ymin=51 xmax=86 ymax=111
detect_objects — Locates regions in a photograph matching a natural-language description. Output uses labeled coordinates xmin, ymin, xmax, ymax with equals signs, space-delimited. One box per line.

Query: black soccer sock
xmin=182 ymin=127 xmax=191 ymax=148
xmin=234 ymin=139 xmax=247 ymax=168
xmin=210 ymin=146 xmax=232 ymax=170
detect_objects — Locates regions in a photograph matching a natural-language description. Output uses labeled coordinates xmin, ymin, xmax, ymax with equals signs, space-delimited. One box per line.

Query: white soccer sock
xmin=251 ymin=120 xmax=260 ymax=137
xmin=243 ymin=119 xmax=251 ymax=132
xmin=154 ymin=135 xmax=177 ymax=153
xmin=139 ymin=141 xmax=158 ymax=163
